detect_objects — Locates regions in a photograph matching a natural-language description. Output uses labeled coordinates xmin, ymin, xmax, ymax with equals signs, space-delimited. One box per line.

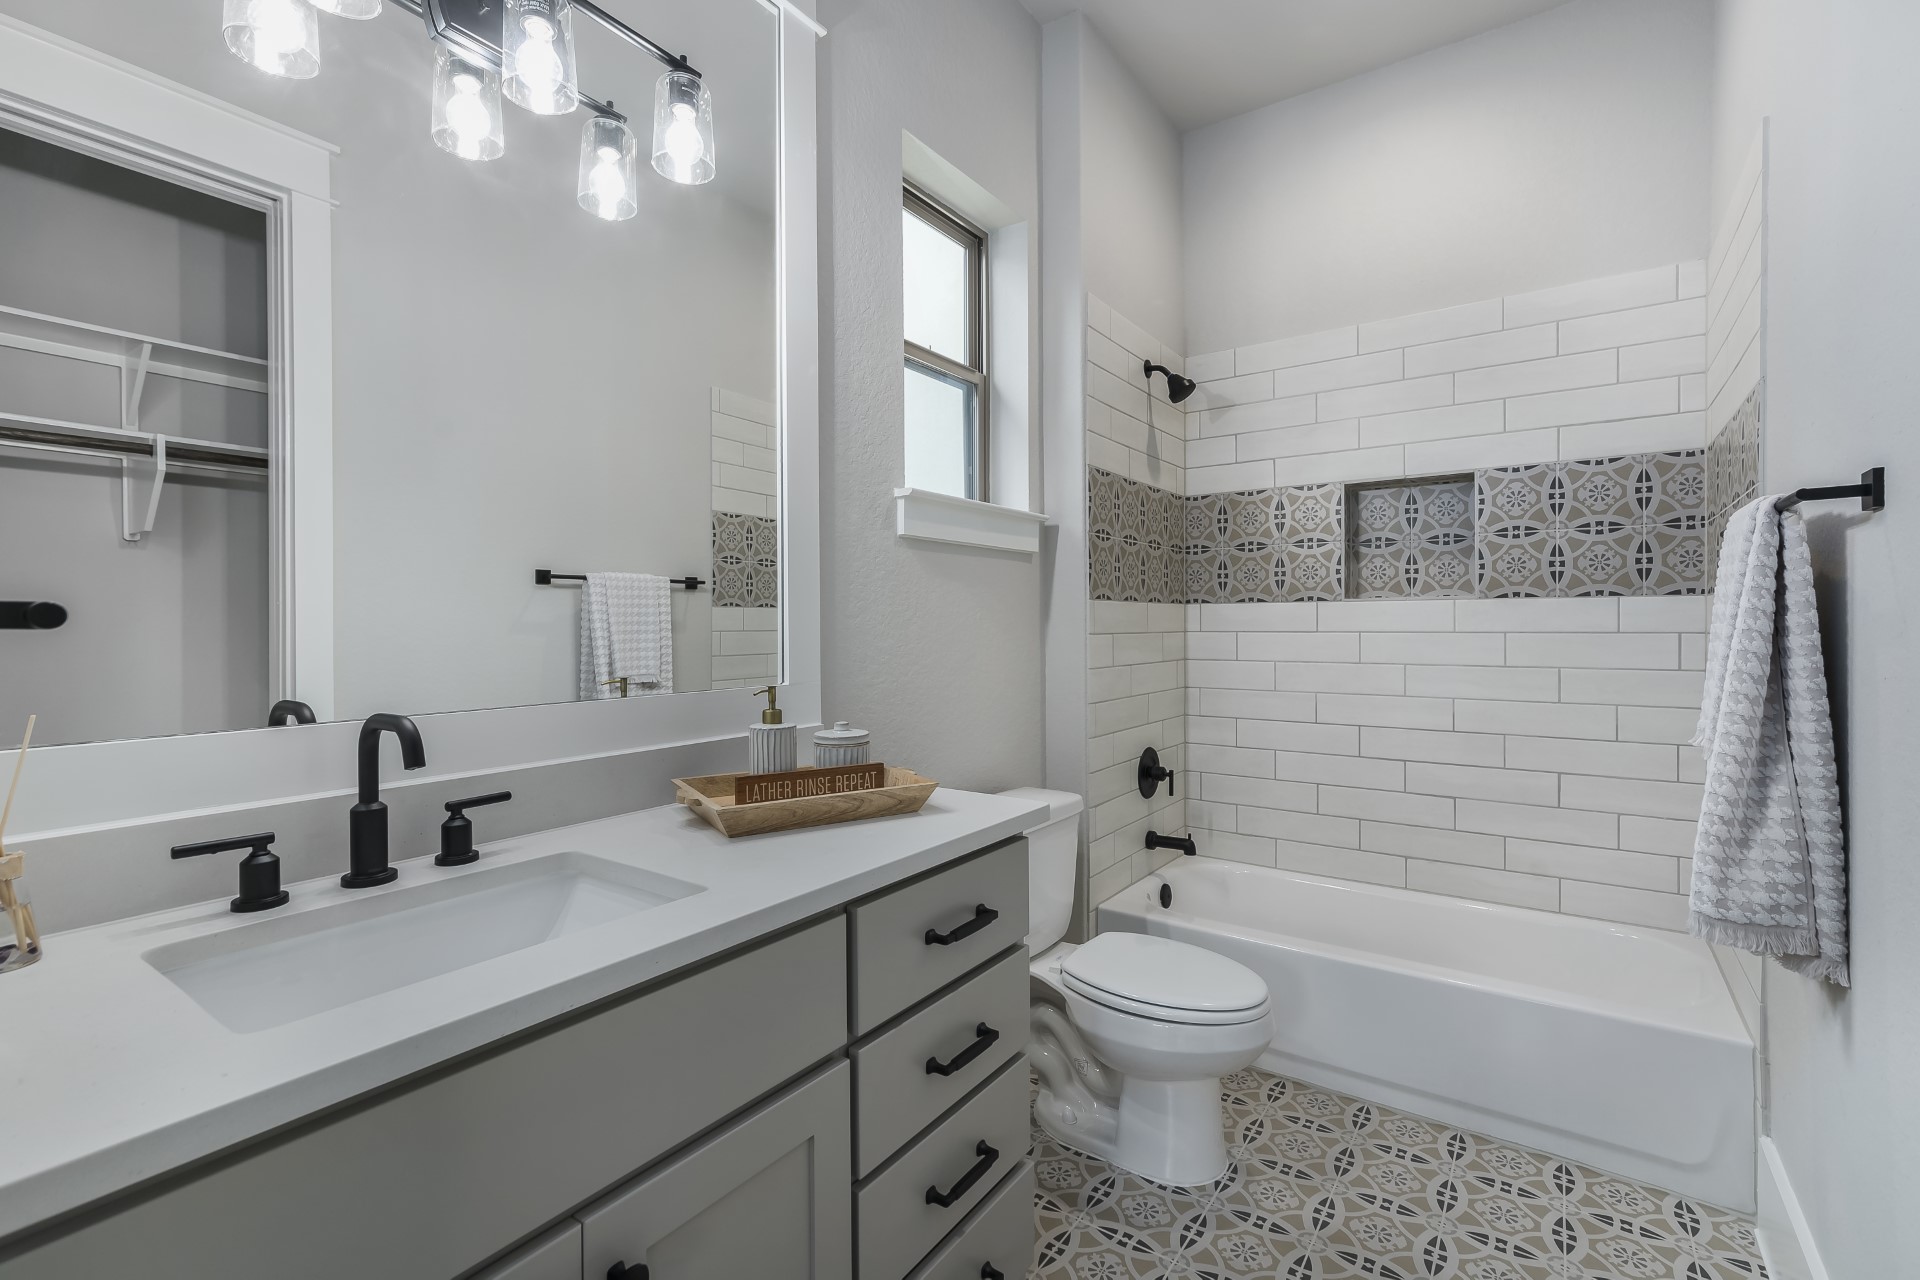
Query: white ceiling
xmin=1020 ymin=0 xmax=1573 ymax=130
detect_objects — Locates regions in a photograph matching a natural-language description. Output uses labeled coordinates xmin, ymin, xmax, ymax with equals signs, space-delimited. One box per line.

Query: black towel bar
xmin=534 ymin=570 xmax=706 ymax=590
xmin=1779 ymin=467 xmax=1885 ymax=512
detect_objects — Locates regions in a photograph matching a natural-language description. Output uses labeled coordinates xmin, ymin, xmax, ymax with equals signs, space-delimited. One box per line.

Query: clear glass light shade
xmin=502 ymin=0 xmax=579 ymax=116
xmin=651 ymin=71 xmax=715 ymax=186
xmin=308 ymin=0 xmax=381 ymax=17
xmin=431 ymin=46 xmax=505 ymax=162
xmin=577 ymin=116 xmax=639 ymax=221
xmin=222 ymin=0 xmax=321 ymax=79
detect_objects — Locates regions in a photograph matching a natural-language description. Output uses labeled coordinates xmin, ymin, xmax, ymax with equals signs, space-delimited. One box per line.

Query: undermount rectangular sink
xmin=145 ymin=852 xmax=704 ymax=1033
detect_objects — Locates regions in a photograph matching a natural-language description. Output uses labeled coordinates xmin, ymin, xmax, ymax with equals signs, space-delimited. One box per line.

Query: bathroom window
xmin=902 ymin=185 xmax=988 ymax=500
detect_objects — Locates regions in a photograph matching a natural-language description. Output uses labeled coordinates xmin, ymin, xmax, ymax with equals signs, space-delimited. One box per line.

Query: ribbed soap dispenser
xmin=747 ymin=685 xmax=797 ymax=775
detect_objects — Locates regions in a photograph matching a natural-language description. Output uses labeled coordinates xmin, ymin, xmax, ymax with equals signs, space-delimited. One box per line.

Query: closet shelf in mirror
xmin=0 ymin=303 xmax=269 ymax=395
xmin=0 ymin=412 xmax=267 ymax=471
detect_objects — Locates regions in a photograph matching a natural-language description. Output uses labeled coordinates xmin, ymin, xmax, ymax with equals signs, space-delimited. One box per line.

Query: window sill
xmin=894 ymin=487 xmax=1047 ymax=556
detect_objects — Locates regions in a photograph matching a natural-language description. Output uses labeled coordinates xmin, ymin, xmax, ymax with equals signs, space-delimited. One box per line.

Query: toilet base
xmin=1114 ymin=1076 xmax=1231 ymax=1187
xmin=1033 ymin=1075 xmax=1230 ymax=1189
xmin=1030 ymin=1002 xmax=1232 ymax=1188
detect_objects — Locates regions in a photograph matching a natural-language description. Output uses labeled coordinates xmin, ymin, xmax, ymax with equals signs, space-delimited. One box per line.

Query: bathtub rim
xmin=1098 ymin=859 xmax=1752 ymax=1049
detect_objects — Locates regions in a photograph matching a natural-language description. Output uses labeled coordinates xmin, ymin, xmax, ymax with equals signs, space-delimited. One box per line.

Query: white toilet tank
xmin=1000 ymin=787 xmax=1085 ymax=954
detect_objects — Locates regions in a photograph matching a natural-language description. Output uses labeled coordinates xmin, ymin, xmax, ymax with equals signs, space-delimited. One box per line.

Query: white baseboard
xmin=1758 ymin=1136 xmax=1830 ymax=1280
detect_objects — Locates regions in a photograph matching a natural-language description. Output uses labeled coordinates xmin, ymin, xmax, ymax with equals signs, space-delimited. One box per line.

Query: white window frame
xmin=0 ymin=10 xmax=825 ymax=835
xmin=903 ymin=183 xmax=990 ymax=501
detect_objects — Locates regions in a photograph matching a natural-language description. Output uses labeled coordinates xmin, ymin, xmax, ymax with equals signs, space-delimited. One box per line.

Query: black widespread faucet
xmin=343 ymin=713 xmax=427 ymax=888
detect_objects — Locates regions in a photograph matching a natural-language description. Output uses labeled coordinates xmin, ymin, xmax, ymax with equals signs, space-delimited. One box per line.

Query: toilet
xmin=1003 ymin=787 xmax=1274 ymax=1187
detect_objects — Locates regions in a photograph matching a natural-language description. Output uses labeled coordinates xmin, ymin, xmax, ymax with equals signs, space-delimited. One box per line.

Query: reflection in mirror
xmin=0 ymin=0 xmax=779 ymax=749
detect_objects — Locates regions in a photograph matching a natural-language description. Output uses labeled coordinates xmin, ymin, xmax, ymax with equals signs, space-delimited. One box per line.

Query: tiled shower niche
xmin=1088 ymin=448 xmax=1709 ymax=604
xmin=1346 ymin=477 xmax=1476 ymax=600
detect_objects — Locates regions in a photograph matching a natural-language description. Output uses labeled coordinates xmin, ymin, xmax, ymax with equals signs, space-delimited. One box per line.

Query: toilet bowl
xmin=1003 ymin=787 xmax=1274 ymax=1188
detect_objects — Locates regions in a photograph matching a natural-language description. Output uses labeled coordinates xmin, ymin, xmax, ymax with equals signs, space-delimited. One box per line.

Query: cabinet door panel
xmin=579 ymin=1061 xmax=851 ymax=1280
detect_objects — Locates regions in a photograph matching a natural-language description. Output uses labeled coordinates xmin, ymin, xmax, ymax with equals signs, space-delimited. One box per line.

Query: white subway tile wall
xmin=1182 ymin=597 xmax=1709 ymax=930
xmin=1085 ymin=300 xmax=1191 ymax=936
xmin=1087 ymin=295 xmax=1190 ymax=495
xmin=711 ymin=388 xmax=780 ymax=688
xmin=1706 ymin=135 xmax=1765 ymax=442
xmin=1184 ymin=262 xmax=1710 ymax=495
xmin=1083 ymin=288 xmax=1717 ymax=933
xmin=1087 ymin=598 xmax=1187 ymax=935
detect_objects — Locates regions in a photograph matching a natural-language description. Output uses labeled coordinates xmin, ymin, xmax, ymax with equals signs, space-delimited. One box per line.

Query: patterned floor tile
xmin=1029 ymin=1068 xmax=1766 ymax=1280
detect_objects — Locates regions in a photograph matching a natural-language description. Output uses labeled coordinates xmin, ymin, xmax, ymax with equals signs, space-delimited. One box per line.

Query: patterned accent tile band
xmin=1089 ymin=450 xmax=1711 ymax=604
xmin=711 ymin=511 xmax=778 ymax=608
xmin=1476 ymin=452 xmax=1707 ymax=598
xmin=1706 ymin=386 xmax=1762 ymax=574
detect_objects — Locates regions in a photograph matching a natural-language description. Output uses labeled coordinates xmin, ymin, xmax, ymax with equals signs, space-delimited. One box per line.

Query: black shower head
xmin=1144 ymin=359 xmax=1198 ymax=404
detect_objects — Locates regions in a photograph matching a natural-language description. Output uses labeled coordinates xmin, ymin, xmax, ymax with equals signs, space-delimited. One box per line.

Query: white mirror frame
xmin=0 ymin=8 xmax=822 ymax=837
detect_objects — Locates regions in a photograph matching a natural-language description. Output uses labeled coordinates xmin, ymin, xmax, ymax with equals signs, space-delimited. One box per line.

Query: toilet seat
xmin=1061 ymin=933 xmax=1269 ymax=1027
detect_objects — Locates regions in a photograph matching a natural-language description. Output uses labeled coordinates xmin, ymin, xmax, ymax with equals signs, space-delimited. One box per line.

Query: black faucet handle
xmin=172 ymin=832 xmax=290 ymax=913
xmin=437 ymin=792 xmax=512 ymax=867
xmin=266 ymin=699 xmax=317 ymax=726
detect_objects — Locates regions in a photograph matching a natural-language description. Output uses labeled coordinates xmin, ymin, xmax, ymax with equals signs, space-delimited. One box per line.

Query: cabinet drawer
xmin=0 ymin=919 xmax=847 ymax=1280
xmin=853 ymin=946 xmax=1030 ymax=1176
xmin=905 ymin=1161 xmax=1036 ymax=1280
xmin=579 ymin=1062 xmax=851 ymax=1280
xmin=857 ymin=1058 xmax=1030 ymax=1280
xmin=471 ymin=1222 xmax=581 ymax=1280
xmin=850 ymin=839 xmax=1028 ymax=1034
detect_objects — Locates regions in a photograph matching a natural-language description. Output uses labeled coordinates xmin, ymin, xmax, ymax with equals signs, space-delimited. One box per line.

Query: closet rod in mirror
xmin=0 ymin=418 xmax=266 ymax=470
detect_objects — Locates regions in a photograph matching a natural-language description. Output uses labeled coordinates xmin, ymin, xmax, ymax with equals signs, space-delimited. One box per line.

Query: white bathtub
xmin=1099 ymin=858 xmax=1756 ymax=1210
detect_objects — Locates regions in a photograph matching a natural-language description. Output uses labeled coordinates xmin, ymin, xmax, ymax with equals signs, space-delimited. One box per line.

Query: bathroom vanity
xmin=0 ymin=793 xmax=1045 ymax=1279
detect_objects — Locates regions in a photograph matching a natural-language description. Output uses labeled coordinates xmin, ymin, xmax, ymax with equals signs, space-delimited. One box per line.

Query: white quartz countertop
xmin=0 ymin=788 xmax=1048 ymax=1244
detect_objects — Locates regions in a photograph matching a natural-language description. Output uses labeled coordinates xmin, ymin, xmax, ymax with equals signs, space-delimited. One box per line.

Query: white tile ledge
xmin=895 ymin=487 xmax=1047 ymax=555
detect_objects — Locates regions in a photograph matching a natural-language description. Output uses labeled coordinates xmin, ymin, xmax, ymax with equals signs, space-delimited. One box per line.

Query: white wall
xmin=816 ymin=0 xmax=1045 ymax=790
xmin=1075 ymin=18 xmax=1184 ymax=357
xmin=1712 ymin=2 xmax=1920 ymax=1275
xmin=1182 ymin=0 xmax=1713 ymax=354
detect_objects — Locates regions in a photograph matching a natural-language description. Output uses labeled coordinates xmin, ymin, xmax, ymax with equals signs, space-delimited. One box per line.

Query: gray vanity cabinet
xmin=471 ymin=1223 xmax=582 ymax=1280
xmin=577 ymin=1061 xmax=852 ymax=1279
xmin=0 ymin=836 xmax=1036 ymax=1280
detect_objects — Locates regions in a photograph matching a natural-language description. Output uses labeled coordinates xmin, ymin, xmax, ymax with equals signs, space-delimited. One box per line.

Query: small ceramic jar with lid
xmin=813 ymin=721 xmax=872 ymax=768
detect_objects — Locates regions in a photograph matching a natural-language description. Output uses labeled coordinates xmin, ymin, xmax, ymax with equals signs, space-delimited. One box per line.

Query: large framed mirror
xmin=0 ymin=0 xmax=790 ymax=753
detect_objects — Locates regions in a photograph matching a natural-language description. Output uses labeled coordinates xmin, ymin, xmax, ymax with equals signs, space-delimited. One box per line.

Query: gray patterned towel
xmin=1691 ymin=495 xmax=1848 ymax=985
xmin=577 ymin=572 xmax=673 ymax=699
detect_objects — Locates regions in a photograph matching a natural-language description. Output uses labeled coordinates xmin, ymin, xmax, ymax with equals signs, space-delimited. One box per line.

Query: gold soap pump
xmin=746 ymin=685 xmax=797 ymax=775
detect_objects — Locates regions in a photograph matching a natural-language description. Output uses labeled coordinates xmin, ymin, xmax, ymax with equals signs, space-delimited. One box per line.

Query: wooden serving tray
xmin=674 ymin=767 xmax=939 ymax=838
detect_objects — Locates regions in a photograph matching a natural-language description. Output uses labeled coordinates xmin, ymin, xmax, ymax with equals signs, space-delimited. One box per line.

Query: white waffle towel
xmin=578 ymin=573 xmax=673 ymax=699
xmin=1691 ymin=495 xmax=1848 ymax=985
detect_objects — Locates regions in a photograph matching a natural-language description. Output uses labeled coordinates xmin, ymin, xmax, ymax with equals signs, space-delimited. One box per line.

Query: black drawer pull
xmin=982 ymin=1267 xmax=1005 ymax=1280
xmin=925 ymin=1140 xmax=1000 ymax=1208
xmin=925 ymin=903 xmax=998 ymax=946
xmin=607 ymin=1263 xmax=649 ymax=1280
xmin=926 ymin=1023 xmax=1000 ymax=1077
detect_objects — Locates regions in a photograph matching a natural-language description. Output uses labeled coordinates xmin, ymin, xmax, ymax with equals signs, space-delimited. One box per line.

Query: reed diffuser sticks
xmin=0 ymin=715 xmax=42 ymax=969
